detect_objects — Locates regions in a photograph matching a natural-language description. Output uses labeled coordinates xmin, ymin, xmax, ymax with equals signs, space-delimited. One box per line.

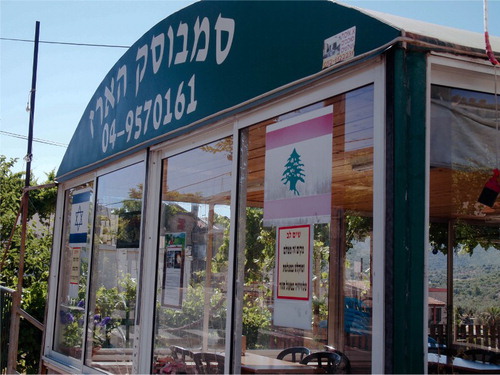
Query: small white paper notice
xmin=322 ymin=26 xmax=356 ymax=68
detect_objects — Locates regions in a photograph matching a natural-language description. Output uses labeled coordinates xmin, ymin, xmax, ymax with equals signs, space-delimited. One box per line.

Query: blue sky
xmin=1 ymin=0 xmax=500 ymax=178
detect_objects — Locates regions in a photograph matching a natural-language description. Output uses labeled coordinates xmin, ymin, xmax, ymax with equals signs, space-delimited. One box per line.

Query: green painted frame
xmin=389 ymin=47 xmax=427 ymax=374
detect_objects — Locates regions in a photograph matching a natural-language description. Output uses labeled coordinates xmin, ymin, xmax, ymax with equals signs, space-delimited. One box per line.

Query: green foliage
xmin=0 ymin=155 xmax=57 ymax=373
xmin=345 ymin=213 xmax=372 ymax=251
xmin=245 ymin=208 xmax=275 ymax=283
xmin=0 ymin=157 xmax=24 ymax=238
xmin=158 ymin=283 xmax=226 ymax=330
xmin=454 ymin=222 xmax=500 ymax=254
xmin=18 ymin=318 xmax=43 ymax=373
xmin=114 ymin=184 xmax=143 ymax=248
xmin=58 ymin=274 xmax=137 ymax=352
xmin=212 ymin=207 xmax=275 ymax=283
xmin=96 ymin=286 xmax=122 ymax=317
xmin=62 ymin=319 xmax=83 ymax=348
xmin=93 ymin=286 xmax=124 ymax=347
xmin=28 ymin=169 xmax=57 ymax=222
xmin=481 ymin=306 xmax=500 ymax=325
xmin=119 ymin=273 xmax=137 ymax=313
xmin=212 ymin=212 xmax=230 ymax=273
xmin=429 ymin=244 xmax=500 ymax=320
xmin=429 ymin=222 xmax=449 ymax=255
xmin=429 ymin=221 xmax=500 ymax=255
xmin=242 ymin=295 xmax=271 ymax=349
xmin=200 ymin=138 xmax=233 ymax=161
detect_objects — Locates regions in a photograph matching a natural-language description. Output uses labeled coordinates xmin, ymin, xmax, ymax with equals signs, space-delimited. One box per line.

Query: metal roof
xmin=342 ymin=2 xmax=500 ymax=58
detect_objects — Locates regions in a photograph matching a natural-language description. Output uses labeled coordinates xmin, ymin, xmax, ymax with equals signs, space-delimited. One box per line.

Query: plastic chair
xmin=276 ymin=346 xmax=311 ymax=362
xmin=300 ymin=351 xmax=342 ymax=374
xmin=193 ymin=352 xmax=225 ymax=374
xmin=324 ymin=345 xmax=352 ymax=373
xmin=171 ymin=345 xmax=194 ymax=362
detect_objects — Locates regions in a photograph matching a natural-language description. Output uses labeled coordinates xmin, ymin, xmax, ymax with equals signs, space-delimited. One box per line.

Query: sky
xmin=1 ymin=0 xmax=500 ymax=179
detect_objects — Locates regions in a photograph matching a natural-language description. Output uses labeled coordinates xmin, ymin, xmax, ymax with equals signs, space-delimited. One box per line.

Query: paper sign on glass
xmin=69 ymin=189 xmax=91 ymax=245
xmin=162 ymin=232 xmax=186 ymax=308
xmin=273 ymin=224 xmax=313 ymax=330
xmin=69 ymin=247 xmax=81 ymax=285
xmin=276 ymin=225 xmax=311 ymax=300
xmin=264 ymin=106 xmax=332 ymax=226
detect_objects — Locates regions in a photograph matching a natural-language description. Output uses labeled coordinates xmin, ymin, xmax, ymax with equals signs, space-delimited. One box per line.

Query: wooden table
xmin=428 ymin=353 xmax=500 ymax=374
xmin=241 ymin=352 xmax=322 ymax=374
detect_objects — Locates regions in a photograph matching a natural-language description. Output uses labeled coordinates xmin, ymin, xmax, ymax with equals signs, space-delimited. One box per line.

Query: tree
xmin=212 ymin=207 xmax=275 ymax=284
xmin=0 ymin=156 xmax=57 ymax=374
xmin=114 ymin=183 xmax=143 ymax=248
xmin=281 ymin=148 xmax=305 ymax=195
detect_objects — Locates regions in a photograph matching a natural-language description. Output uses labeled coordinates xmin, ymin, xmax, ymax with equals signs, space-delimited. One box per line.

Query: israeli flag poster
xmin=69 ymin=189 xmax=91 ymax=246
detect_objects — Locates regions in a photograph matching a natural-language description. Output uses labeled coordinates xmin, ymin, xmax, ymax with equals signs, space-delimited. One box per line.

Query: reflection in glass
xmin=237 ymin=85 xmax=374 ymax=373
xmin=152 ymin=138 xmax=232 ymax=374
xmin=85 ymin=162 xmax=145 ymax=372
xmin=53 ymin=183 xmax=93 ymax=359
xmin=428 ymin=85 xmax=500 ymax=355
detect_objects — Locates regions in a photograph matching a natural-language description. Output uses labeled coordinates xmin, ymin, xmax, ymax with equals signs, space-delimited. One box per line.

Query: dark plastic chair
xmin=324 ymin=345 xmax=352 ymax=373
xmin=171 ymin=345 xmax=194 ymax=362
xmin=193 ymin=352 xmax=225 ymax=374
xmin=300 ymin=351 xmax=342 ymax=374
xmin=460 ymin=349 xmax=499 ymax=364
xmin=277 ymin=346 xmax=311 ymax=362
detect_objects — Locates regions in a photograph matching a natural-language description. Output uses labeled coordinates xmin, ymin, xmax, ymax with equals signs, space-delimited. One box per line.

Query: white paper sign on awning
xmin=322 ymin=26 xmax=356 ymax=68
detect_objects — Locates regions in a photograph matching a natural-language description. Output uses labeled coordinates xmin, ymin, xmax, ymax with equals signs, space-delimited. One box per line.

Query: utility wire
xmin=0 ymin=37 xmax=130 ymax=49
xmin=0 ymin=130 xmax=67 ymax=147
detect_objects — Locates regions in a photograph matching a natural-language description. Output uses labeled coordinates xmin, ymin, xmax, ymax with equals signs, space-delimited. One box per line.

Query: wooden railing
xmin=429 ymin=323 xmax=500 ymax=350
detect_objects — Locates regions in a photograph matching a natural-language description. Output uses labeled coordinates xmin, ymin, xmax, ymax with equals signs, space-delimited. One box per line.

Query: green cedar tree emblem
xmin=281 ymin=148 xmax=305 ymax=195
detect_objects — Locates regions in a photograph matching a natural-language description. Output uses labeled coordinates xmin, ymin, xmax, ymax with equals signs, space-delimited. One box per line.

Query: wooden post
xmin=7 ymin=193 xmax=28 ymax=374
xmin=202 ymin=204 xmax=215 ymax=351
xmin=328 ymin=207 xmax=345 ymax=349
xmin=446 ymin=220 xmax=454 ymax=353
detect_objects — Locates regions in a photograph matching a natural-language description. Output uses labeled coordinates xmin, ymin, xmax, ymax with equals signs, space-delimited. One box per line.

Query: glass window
xmin=53 ymin=182 xmax=94 ymax=359
xmin=152 ymin=138 xmax=233 ymax=374
xmin=85 ymin=162 xmax=145 ymax=371
xmin=235 ymin=85 xmax=374 ymax=373
xmin=428 ymin=85 xmax=500 ymax=354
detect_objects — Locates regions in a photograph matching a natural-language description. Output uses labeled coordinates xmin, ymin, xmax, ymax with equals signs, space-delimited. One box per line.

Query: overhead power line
xmin=0 ymin=130 xmax=68 ymax=147
xmin=0 ymin=37 xmax=129 ymax=49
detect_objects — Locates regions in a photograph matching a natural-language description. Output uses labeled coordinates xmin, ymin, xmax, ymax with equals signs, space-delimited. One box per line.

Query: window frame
xmin=47 ymin=57 xmax=387 ymax=374
xmin=43 ymin=152 xmax=146 ymax=374
xmin=139 ymin=57 xmax=387 ymax=374
xmin=44 ymin=172 xmax=96 ymax=370
xmin=427 ymin=53 xmax=500 ymax=360
xmin=232 ymin=59 xmax=387 ymax=374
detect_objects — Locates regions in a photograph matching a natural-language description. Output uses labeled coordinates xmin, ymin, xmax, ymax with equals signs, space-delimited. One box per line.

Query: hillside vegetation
xmin=428 ymin=246 xmax=500 ymax=315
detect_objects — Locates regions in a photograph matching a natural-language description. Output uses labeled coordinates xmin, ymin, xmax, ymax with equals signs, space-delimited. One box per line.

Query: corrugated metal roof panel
xmin=342 ymin=3 xmax=500 ymax=56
